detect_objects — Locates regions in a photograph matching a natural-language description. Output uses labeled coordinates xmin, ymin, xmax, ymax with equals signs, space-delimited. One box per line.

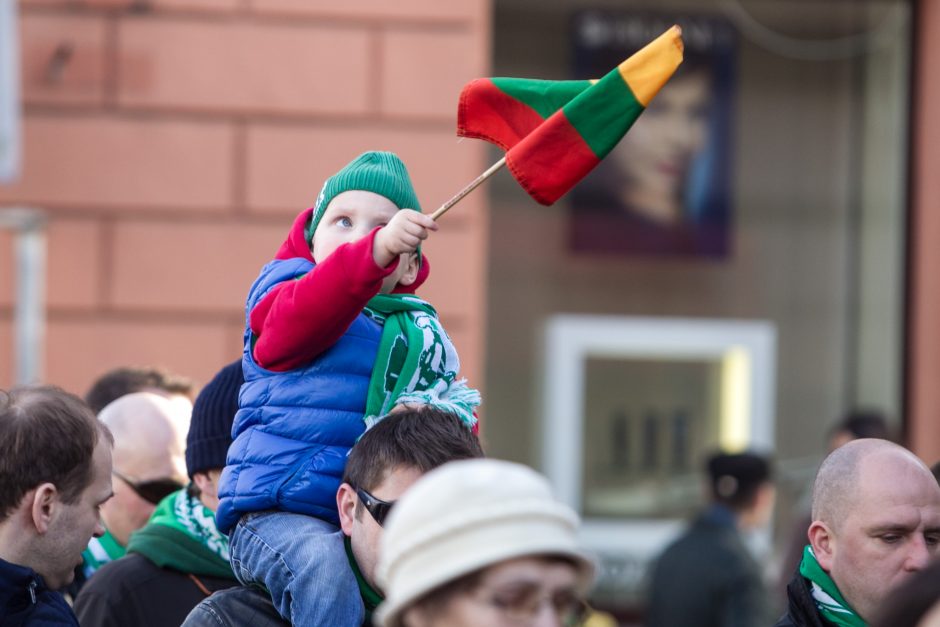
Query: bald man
xmin=75 ymin=393 xmax=190 ymax=590
xmin=775 ymin=439 xmax=940 ymax=626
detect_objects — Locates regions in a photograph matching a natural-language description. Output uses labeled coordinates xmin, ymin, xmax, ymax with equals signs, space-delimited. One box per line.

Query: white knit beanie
xmin=375 ymin=459 xmax=595 ymax=627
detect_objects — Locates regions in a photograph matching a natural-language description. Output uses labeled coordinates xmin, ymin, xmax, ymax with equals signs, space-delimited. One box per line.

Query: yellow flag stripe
xmin=617 ymin=25 xmax=684 ymax=107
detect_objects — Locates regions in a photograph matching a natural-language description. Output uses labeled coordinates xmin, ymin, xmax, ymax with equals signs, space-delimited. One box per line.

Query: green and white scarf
xmin=363 ymin=293 xmax=480 ymax=429
xmin=799 ymin=545 xmax=867 ymax=627
xmin=81 ymin=528 xmax=126 ymax=578
xmin=126 ymin=488 xmax=234 ymax=579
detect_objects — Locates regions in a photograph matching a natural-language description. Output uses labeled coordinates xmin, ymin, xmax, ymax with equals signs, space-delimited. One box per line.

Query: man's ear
xmin=193 ymin=471 xmax=218 ymax=500
xmin=808 ymin=520 xmax=835 ymax=571
xmin=396 ymin=253 xmax=420 ymax=288
xmin=30 ymin=483 xmax=59 ymax=535
xmin=337 ymin=483 xmax=358 ymax=536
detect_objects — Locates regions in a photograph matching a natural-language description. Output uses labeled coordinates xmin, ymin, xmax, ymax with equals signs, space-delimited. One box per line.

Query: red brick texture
xmin=2 ymin=1 xmax=491 ymax=399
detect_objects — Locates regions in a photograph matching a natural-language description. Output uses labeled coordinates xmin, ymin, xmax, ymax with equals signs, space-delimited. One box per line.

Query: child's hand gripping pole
xmin=373 ymin=209 xmax=439 ymax=267
xmin=430 ymin=156 xmax=507 ymax=221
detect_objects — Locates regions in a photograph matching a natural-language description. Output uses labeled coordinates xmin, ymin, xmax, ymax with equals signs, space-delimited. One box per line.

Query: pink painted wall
xmin=1 ymin=0 xmax=491 ymax=398
xmin=908 ymin=0 xmax=940 ymax=463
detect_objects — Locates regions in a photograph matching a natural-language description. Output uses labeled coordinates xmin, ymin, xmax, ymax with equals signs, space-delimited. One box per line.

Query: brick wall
xmin=908 ymin=0 xmax=940 ymax=463
xmin=1 ymin=0 xmax=491 ymax=398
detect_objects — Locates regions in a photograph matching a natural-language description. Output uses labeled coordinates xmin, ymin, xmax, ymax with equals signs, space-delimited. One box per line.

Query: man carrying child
xmin=215 ymin=151 xmax=480 ymax=626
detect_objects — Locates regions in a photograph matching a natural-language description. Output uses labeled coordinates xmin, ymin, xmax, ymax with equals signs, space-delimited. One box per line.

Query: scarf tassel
xmin=365 ymin=378 xmax=480 ymax=431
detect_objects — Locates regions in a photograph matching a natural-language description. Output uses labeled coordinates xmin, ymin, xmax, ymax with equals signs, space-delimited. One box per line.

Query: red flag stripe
xmin=457 ymin=78 xmax=548 ymax=151
xmin=506 ymin=109 xmax=600 ymax=206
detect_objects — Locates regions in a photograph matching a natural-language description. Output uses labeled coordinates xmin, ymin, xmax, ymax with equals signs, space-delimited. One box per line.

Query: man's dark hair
xmin=0 ymin=385 xmax=113 ymax=522
xmin=85 ymin=366 xmax=195 ymax=414
xmin=830 ymin=409 xmax=892 ymax=441
xmin=706 ymin=451 xmax=772 ymax=511
xmin=343 ymin=407 xmax=484 ymax=496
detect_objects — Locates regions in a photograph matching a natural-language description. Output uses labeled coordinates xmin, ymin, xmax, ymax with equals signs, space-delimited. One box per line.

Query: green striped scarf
xmin=799 ymin=545 xmax=866 ymax=627
xmin=126 ymin=488 xmax=234 ymax=579
xmin=363 ymin=293 xmax=479 ymax=429
xmin=81 ymin=528 xmax=126 ymax=578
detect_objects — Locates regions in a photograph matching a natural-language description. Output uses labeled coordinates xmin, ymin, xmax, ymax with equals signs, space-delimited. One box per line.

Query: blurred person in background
xmin=777 ymin=410 xmax=892 ymax=604
xmin=775 ymin=439 xmax=940 ymax=626
xmin=85 ymin=365 xmax=195 ymax=415
xmin=74 ymin=361 xmax=243 ymax=626
xmin=646 ymin=451 xmax=776 ymax=627
xmin=374 ymin=458 xmax=596 ymax=627
xmin=0 ymin=386 xmax=114 ymax=625
xmin=70 ymin=392 xmax=190 ymax=594
xmin=825 ymin=410 xmax=892 ymax=452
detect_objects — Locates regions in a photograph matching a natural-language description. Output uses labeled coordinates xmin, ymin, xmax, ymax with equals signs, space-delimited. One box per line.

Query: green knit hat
xmin=306 ymin=151 xmax=423 ymax=246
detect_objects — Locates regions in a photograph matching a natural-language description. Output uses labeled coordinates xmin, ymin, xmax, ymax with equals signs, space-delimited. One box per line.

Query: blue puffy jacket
xmin=215 ymin=256 xmax=380 ymax=534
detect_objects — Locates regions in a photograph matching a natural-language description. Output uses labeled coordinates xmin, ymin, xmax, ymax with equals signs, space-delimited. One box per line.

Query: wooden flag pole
xmin=430 ymin=156 xmax=506 ymax=221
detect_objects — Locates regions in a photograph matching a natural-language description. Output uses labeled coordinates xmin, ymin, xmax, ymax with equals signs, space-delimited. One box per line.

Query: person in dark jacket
xmin=0 ymin=385 xmax=114 ymax=626
xmin=647 ymin=451 xmax=776 ymax=627
xmin=73 ymin=361 xmax=244 ymax=627
xmin=775 ymin=439 xmax=940 ymax=627
xmin=183 ymin=405 xmax=485 ymax=627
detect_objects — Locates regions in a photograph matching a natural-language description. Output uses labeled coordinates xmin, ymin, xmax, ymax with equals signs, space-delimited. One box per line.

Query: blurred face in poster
xmin=608 ymin=66 xmax=712 ymax=226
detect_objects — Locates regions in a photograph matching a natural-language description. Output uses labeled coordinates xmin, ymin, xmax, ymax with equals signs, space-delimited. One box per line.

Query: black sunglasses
xmin=113 ymin=470 xmax=183 ymax=505
xmin=356 ymin=487 xmax=396 ymax=527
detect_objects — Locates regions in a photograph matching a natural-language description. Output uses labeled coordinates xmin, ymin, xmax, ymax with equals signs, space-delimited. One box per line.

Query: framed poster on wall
xmin=568 ymin=10 xmax=737 ymax=258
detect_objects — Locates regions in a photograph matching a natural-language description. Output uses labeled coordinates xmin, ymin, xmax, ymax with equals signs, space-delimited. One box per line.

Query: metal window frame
xmin=540 ymin=314 xmax=776 ymax=559
xmin=0 ymin=0 xmax=21 ymax=183
xmin=1 ymin=208 xmax=46 ymax=384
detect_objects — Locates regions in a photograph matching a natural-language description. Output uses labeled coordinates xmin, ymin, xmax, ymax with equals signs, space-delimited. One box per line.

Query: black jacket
xmin=0 ymin=557 xmax=78 ymax=627
xmin=773 ymin=571 xmax=834 ymax=627
xmin=72 ymin=553 xmax=236 ymax=627
xmin=646 ymin=506 xmax=774 ymax=627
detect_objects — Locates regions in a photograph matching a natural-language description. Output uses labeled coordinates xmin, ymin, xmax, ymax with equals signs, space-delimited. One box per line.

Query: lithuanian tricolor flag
xmin=457 ymin=25 xmax=684 ymax=205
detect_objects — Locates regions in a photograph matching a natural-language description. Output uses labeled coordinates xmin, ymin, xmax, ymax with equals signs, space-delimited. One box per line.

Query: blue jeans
xmin=229 ymin=511 xmax=362 ymax=627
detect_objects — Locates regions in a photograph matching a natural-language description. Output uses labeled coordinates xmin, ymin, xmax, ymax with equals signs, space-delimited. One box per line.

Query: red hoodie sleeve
xmin=250 ymin=228 xmax=398 ymax=371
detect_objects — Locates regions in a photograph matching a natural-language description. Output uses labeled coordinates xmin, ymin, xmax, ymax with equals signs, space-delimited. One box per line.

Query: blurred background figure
xmin=870 ymin=558 xmax=940 ymax=627
xmin=375 ymin=458 xmax=596 ymax=627
xmin=776 ymin=409 xmax=892 ymax=604
xmin=71 ymin=392 xmax=190 ymax=594
xmin=74 ymin=360 xmax=242 ymax=626
xmin=826 ymin=409 xmax=892 ymax=452
xmin=85 ymin=366 xmax=196 ymax=415
xmin=646 ymin=451 xmax=776 ymax=627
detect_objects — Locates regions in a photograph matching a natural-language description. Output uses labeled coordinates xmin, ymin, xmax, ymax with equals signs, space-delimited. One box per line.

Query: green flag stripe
xmin=563 ymin=68 xmax=644 ymax=158
xmin=492 ymin=77 xmax=593 ymax=120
